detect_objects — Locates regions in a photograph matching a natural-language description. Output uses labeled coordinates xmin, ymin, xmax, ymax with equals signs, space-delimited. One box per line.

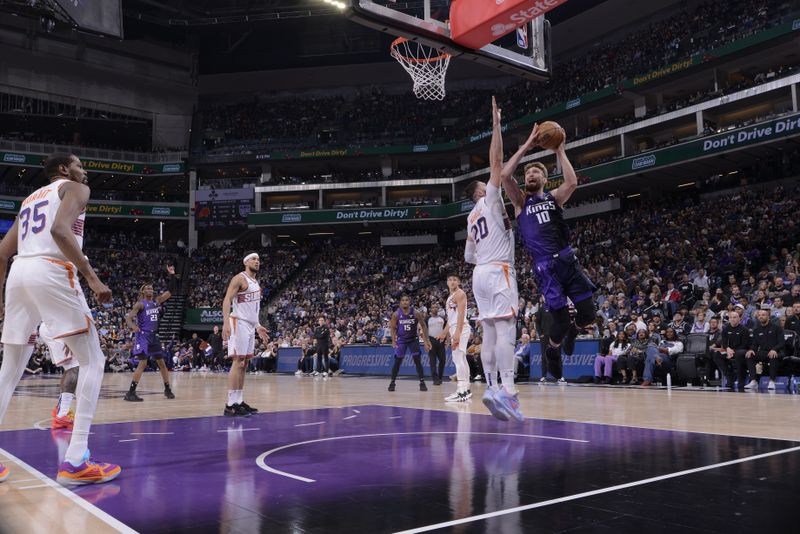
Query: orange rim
xmin=390 ymin=37 xmax=450 ymax=64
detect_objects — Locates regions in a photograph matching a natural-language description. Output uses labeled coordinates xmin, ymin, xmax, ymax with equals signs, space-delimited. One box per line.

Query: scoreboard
xmin=195 ymin=188 xmax=254 ymax=229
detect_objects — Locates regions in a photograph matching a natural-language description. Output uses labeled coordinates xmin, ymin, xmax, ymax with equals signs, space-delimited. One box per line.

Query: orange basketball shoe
xmin=52 ymin=410 xmax=75 ymax=430
xmin=57 ymin=453 xmax=121 ymax=486
xmin=0 ymin=463 xmax=9 ymax=482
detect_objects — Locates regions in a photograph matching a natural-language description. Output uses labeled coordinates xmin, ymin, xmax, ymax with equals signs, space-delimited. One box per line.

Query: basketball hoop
xmin=390 ymin=37 xmax=451 ymax=101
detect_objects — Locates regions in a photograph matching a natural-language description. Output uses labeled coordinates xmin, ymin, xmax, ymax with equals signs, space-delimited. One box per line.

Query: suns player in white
xmin=221 ymin=252 xmax=269 ymax=417
xmin=0 ymin=153 xmax=120 ymax=486
xmin=463 ymin=98 xmax=523 ymax=422
xmin=444 ymin=273 xmax=472 ymax=402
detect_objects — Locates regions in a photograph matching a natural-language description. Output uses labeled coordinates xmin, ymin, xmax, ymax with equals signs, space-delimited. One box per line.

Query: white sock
xmin=57 ymin=393 xmax=75 ymax=417
xmin=62 ymin=327 xmax=105 ymax=466
xmin=0 ymin=344 xmax=34 ymax=425
xmin=228 ymin=390 xmax=238 ymax=406
xmin=236 ymin=390 xmax=244 ymax=405
xmin=496 ymin=318 xmax=518 ymax=395
xmin=481 ymin=321 xmax=498 ymax=391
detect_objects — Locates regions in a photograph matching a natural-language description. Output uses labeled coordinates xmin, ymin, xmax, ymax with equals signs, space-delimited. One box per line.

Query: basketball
xmin=535 ymin=121 xmax=565 ymax=150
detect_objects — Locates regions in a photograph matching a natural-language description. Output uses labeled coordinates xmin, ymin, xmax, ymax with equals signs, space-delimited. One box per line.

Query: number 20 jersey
xmin=16 ymin=179 xmax=85 ymax=261
xmin=466 ymin=182 xmax=514 ymax=265
xmin=517 ymin=191 xmax=570 ymax=262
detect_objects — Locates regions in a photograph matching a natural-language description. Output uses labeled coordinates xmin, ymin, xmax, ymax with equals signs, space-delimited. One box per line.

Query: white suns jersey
xmin=466 ymin=182 xmax=514 ymax=265
xmin=16 ymin=179 xmax=84 ymax=261
xmin=231 ymin=272 xmax=261 ymax=324
xmin=446 ymin=292 xmax=471 ymax=333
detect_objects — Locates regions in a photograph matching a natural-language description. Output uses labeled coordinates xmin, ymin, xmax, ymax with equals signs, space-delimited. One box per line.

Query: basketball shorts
xmin=449 ymin=325 xmax=472 ymax=354
xmin=394 ymin=339 xmax=421 ymax=359
xmin=38 ymin=322 xmax=79 ymax=371
xmin=472 ymin=263 xmax=519 ymax=321
xmin=133 ymin=331 xmax=163 ymax=358
xmin=533 ymin=248 xmax=597 ymax=311
xmin=2 ymin=257 xmax=92 ymax=345
xmin=228 ymin=316 xmax=256 ymax=358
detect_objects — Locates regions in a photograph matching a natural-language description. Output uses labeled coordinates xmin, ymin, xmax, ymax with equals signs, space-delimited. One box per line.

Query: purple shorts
xmin=133 ymin=331 xmax=163 ymax=358
xmin=394 ymin=340 xmax=421 ymax=359
xmin=534 ymin=249 xmax=596 ymax=311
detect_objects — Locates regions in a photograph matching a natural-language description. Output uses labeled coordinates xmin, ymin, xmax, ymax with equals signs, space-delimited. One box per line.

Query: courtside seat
xmin=676 ymin=333 xmax=708 ymax=384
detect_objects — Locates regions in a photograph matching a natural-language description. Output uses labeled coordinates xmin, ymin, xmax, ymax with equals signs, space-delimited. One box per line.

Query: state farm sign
xmin=450 ymin=0 xmax=569 ymax=50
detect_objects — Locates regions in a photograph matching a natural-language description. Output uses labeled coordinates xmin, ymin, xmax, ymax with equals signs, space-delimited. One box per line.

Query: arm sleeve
xmin=464 ymin=238 xmax=477 ymax=265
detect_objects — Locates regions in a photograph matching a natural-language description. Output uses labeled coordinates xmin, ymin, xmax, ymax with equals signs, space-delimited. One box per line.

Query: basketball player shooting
xmin=0 ymin=153 xmax=120 ymax=486
xmin=221 ymin=252 xmax=269 ymax=417
xmin=463 ymin=97 xmax=523 ymax=423
xmin=501 ymin=123 xmax=597 ymax=378
xmin=124 ymin=265 xmax=180 ymax=402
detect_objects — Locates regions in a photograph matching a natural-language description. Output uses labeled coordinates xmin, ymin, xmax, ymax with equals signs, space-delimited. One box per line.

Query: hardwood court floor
xmin=1 ymin=372 xmax=799 ymax=533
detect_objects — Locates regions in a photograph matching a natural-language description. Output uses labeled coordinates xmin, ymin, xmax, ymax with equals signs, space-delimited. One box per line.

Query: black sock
xmin=129 ymin=381 xmax=138 ymax=392
xmin=164 ymin=382 xmax=171 ymax=389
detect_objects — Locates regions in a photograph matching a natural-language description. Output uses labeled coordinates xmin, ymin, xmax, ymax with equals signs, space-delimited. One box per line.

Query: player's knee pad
xmin=548 ymin=307 xmax=572 ymax=344
xmin=574 ymin=298 xmax=595 ymax=327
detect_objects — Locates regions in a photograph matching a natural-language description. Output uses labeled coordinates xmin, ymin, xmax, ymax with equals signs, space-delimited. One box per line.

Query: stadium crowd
xmin=198 ymin=0 xmax=796 ymax=154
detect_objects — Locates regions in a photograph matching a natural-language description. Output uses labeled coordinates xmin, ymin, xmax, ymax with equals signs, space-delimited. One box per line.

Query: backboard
xmin=344 ymin=0 xmax=552 ymax=81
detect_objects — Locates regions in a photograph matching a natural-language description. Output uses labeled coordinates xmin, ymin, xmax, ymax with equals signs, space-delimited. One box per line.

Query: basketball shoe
xmin=481 ymin=389 xmax=509 ymax=421
xmin=52 ymin=410 xmax=75 ymax=430
xmin=57 ymin=452 xmax=121 ymax=486
xmin=0 ymin=463 xmax=9 ymax=482
xmin=494 ymin=388 xmax=524 ymax=422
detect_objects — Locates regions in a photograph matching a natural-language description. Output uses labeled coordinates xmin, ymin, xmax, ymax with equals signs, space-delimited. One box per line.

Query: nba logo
xmin=516 ymin=26 xmax=529 ymax=50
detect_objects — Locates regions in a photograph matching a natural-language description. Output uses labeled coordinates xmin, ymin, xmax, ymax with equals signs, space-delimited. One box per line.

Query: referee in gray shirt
xmin=427 ymin=303 xmax=447 ymax=386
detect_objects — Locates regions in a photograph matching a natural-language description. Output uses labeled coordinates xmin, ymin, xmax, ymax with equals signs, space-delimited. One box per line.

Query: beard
xmin=525 ymin=182 xmax=541 ymax=194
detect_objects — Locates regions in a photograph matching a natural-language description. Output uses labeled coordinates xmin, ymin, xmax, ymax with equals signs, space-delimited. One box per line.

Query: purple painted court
xmin=2 ymin=404 xmax=799 ymax=533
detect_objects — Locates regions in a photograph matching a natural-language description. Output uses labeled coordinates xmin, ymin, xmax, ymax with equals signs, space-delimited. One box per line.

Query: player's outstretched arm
xmin=52 ymin=181 xmax=111 ymax=303
xmin=389 ymin=312 xmax=398 ymax=349
xmin=453 ymin=290 xmax=467 ymax=351
xmin=126 ymin=302 xmax=144 ymax=333
xmin=501 ymin=123 xmax=539 ymax=216
xmin=221 ymin=275 xmax=244 ymax=341
xmin=551 ymin=139 xmax=577 ymax=207
xmin=488 ymin=96 xmax=504 ymax=190
xmin=417 ymin=310 xmax=432 ymax=351
xmin=0 ymin=219 xmax=19 ymax=316
xmin=156 ymin=264 xmax=178 ymax=304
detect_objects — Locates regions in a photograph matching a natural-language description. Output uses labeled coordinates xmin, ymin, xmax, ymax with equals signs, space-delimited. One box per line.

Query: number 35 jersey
xmin=16 ymin=179 xmax=85 ymax=261
xmin=518 ymin=191 xmax=570 ymax=262
xmin=466 ymin=182 xmax=514 ymax=266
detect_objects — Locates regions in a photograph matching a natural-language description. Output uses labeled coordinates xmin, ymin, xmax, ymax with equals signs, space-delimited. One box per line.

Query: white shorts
xmin=2 ymin=257 xmax=92 ymax=345
xmin=228 ymin=316 xmax=256 ymax=358
xmin=450 ymin=325 xmax=472 ymax=354
xmin=39 ymin=323 xmax=79 ymax=371
xmin=471 ymin=263 xmax=519 ymax=321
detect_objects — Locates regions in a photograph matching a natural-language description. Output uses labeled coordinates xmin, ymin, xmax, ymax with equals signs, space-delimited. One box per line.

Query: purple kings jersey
xmin=136 ymin=299 xmax=161 ymax=333
xmin=395 ymin=307 xmax=418 ymax=344
xmin=518 ymin=191 xmax=572 ymax=262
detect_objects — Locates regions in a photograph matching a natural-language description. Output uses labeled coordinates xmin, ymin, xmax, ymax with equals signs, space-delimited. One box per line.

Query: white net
xmin=390 ymin=38 xmax=451 ymax=101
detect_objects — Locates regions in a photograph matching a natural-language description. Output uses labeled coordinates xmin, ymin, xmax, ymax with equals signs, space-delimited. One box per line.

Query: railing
xmin=0 ymin=139 xmax=187 ymax=163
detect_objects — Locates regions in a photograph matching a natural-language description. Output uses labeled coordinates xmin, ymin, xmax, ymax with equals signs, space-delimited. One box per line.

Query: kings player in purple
xmin=388 ymin=294 xmax=432 ymax=392
xmin=124 ymin=265 xmax=179 ymax=402
xmin=501 ymin=123 xmax=596 ymax=377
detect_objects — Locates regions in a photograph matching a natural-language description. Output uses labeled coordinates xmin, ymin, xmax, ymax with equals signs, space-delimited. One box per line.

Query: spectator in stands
xmin=595 ymin=332 xmax=629 ymax=384
xmin=786 ymin=303 xmax=800 ymax=333
xmin=669 ymin=312 xmax=691 ymax=337
xmin=514 ymin=334 xmax=532 ymax=381
xmin=641 ymin=327 xmax=684 ymax=387
xmin=745 ymin=309 xmax=785 ymax=390
xmin=691 ymin=311 xmax=710 ymax=334
xmin=626 ymin=329 xmax=649 ymax=385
